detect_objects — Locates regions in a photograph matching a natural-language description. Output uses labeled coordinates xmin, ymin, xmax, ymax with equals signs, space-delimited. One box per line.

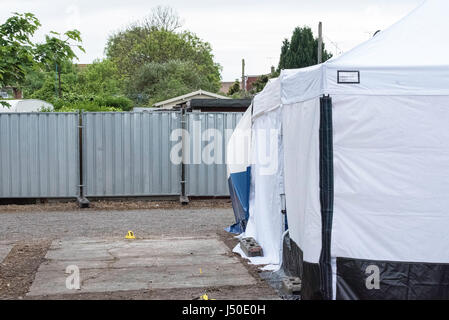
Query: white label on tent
xmin=337 ymin=71 xmax=360 ymax=84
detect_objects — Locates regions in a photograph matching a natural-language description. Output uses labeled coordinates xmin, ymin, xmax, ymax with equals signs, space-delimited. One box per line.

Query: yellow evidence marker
xmin=199 ymin=294 xmax=216 ymax=300
xmin=125 ymin=231 xmax=136 ymax=239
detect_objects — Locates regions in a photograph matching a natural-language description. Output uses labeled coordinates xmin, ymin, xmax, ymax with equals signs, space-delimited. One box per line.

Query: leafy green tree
xmin=129 ymin=60 xmax=219 ymax=106
xmin=0 ymin=12 xmax=41 ymax=106
xmin=34 ymin=30 xmax=85 ymax=97
xmin=250 ymin=75 xmax=270 ymax=94
xmin=25 ymin=59 xmax=124 ymax=101
xmin=227 ymin=80 xmax=241 ymax=96
xmin=106 ymin=28 xmax=221 ymax=85
xmin=75 ymin=59 xmax=123 ymax=96
xmin=278 ymin=26 xmax=332 ymax=71
xmin=23 ymin=61 xmax=79 ymax=102
xmin=248 ymin=68 xmax=280 ymax=95
xmin=106 ymin=7 xmax=221 ymax=104
xmin=24 ymin=60 xmax=77 ymax=101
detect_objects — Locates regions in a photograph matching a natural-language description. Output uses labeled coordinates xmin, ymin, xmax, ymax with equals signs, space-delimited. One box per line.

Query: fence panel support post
xmin=77 ymin=110 xmax=90 ymax=208
xmin=180 ymin=108 xmax=189 ymax=204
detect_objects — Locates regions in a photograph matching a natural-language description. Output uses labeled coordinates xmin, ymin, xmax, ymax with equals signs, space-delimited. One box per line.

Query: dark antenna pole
xmin=318 ymin=22 xmax=323 ymax=64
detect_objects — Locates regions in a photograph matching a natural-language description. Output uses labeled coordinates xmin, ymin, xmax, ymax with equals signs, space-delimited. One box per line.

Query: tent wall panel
xmin=282 ymin=99 xmax=322 ymax=299
xmin=331 ymin=94 xmax=449 ymax=299
xmin=332 ymin=95 xmax=449 ymax=263
xmin=244 ymin=108 xmax=284 ymax=266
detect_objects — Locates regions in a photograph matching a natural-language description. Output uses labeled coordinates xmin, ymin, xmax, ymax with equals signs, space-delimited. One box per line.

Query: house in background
xmin=244 ymin=75 xmax=261 ymax=92
xmin=220 ymin=81 xmax=235 ymax=94
xmin=152 ymin=90 xmax=229 ymax=110
xmin=220 ymin=75 xmax=264 ymax=95
xmin=75 ymin=64 xmax=90 ymax=71
xmin=134 ymin=89 xmax=251 ymax=113
xmin=1 ymin=86 xmax=23 ymax=99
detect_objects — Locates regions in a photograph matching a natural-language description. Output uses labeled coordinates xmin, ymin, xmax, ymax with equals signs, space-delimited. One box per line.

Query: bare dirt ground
xmin=0 ymin=199 xmax=232 ymax=213
xmin=0 ymin=241 xmax=51 ymax=299
xmin=0 ymin=200 xmax=279 ymax=300
xmin=27 ymin=284 xmax=276 ymax=300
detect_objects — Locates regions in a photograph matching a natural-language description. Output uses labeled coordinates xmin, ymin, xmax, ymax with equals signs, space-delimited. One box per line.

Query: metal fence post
xmin=180 ymin=108 xmax=189 ymax=204
xmin=77 ymin=110 xmax=90 ymax=208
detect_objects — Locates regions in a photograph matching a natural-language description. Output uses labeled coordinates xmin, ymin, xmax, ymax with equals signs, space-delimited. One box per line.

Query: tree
xmin=128 ymin=60 xmax=220 ymax=106
xmin=34 ymin=30 xmax=85 ymax=97
xmin=278 ymin=26 xmax=332 ymax=71
xmin=75 ymin=59 xmax=123 ymax=96
xmin=105 ymin=7 xmax=221 ymax=105
xmin=140 ymin=5 xmax=183 ymax=32
xmin=250 ymin=74 xmax=272 ymax=94
xmin=0 ymin=12 xmax=41 ymax=106
xmin=227 ymin=80 xmax=241 ymax=96
xmin=106 ymin=27 xmax=221 ymax=81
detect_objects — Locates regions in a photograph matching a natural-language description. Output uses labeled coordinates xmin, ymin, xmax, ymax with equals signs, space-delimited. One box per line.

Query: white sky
xmin=0 ymin=0 xmax=424 ymax=81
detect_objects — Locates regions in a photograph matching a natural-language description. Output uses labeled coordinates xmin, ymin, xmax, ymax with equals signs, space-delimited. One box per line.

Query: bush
xmin=58 ymin=104 xmax=121 ymax=112
xmin=50 ymin=100 xmax=122 ymax=112
xmin=47 ymin=94 xmax=132 ymax=112
xmin=93 ymin=95 xmax=133 ymax=111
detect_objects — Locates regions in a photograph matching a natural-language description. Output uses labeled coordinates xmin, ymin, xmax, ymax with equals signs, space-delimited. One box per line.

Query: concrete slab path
xmin=28 ymin=237 xmax=256 ymax=297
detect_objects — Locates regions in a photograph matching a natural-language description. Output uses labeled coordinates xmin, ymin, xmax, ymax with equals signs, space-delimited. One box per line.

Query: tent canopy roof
xmin=278 ymin=0 xmax=449 ymax=103
xmin=330 ymin=0 xmax=447 ymax=68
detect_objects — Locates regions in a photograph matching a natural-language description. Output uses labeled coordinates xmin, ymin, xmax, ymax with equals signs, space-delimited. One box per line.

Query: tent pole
xmin=318 ymin=22 xmax=323 ymax=64
xmin=319 ymin=94 xmax=334 ymax=300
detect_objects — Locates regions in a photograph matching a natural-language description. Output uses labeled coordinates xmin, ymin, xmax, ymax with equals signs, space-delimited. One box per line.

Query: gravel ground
xmin=0 ymin=199 xmax=232 ymax=213
xmin=0 ymin=204 xmax=235 ymax=242
xmin=0 ymin=200 xmax=281 ymax=300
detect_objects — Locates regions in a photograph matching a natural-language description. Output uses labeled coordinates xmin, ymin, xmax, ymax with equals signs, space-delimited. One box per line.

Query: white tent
xmin=227 ymin=78 xmax=286 ymax=269
xmin=0 ymin=99 xmax=53 ymax=113
xmin=228 ymin=0 xmax=449 ymax=299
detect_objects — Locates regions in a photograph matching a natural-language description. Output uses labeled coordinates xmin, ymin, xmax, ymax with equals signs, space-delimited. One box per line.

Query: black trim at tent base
xmin=280 ymin=236 xmax=323 ymax=300
xmin=281 ymin=233 xmax=302 ymax=277
xmin=337 ymin=257 xmax=449 ymax=300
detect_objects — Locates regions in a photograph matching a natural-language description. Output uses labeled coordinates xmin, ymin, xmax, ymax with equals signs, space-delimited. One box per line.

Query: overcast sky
xmin=0 ymin=0 xmax=423 ymax=81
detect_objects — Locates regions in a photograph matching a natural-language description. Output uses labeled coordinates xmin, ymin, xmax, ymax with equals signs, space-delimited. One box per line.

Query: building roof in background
xmin=188 ymin=98 xmax=251 ymax=108
xmin=186 ymin=98 xmax=251 ymax=113
xmin=75 ymin=64 xmax=90 ymax=71
xmin=153 ymin=90 xmax=229 ymax=108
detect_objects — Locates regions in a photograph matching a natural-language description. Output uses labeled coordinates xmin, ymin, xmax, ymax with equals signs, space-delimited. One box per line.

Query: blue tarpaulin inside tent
xmin=226 ymin=167 xmax=251 ymax=234
xmin=225 ymin=106 xmax=253 ymax=234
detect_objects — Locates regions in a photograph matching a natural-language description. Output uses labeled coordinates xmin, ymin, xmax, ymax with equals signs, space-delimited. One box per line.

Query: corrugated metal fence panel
xmin=186 ymin=112 xmax=244 ymax=196
xmin=0 ymin=113 xmax=79 ymax=198
xmin=83 ymin=112 xmax=181 ymax=197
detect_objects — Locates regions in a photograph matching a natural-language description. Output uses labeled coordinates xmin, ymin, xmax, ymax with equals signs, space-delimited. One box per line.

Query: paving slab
xmin=28 ymin=237 xmax=256 ymax=296
xmin=0 ymin=242 xmax=14 ymax=263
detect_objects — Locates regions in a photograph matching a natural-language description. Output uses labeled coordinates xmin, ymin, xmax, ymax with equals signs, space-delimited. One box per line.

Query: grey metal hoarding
xmin=0 ymin=113 xmax=79 ymax=198
xmin=82 ymin=112 xmax=181 ymax=197
xmin=185 ymin=112 xmax=243 ymax=196
xmin=0 ymin=111 xmax=243 ymax=200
